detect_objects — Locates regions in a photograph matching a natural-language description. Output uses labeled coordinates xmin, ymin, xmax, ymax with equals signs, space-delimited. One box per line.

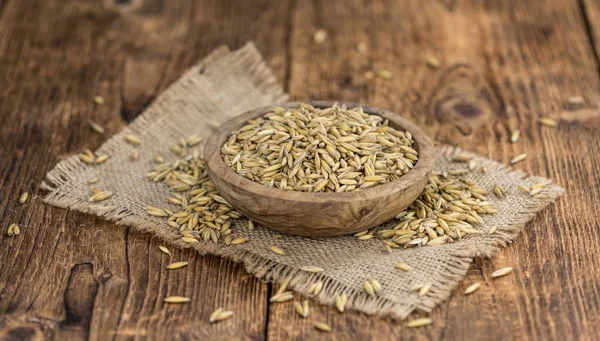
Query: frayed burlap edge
xmin=41 ymin=43 xmax=565 ymax=320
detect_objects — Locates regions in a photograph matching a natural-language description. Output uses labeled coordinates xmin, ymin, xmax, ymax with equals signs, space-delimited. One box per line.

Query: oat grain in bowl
xmin=221 ymin=103 xmax=418 ymax=193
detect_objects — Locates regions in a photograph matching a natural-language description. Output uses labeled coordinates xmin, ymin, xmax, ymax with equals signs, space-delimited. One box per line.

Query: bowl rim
xmin=204 ymin=100 xmax=435 ymax=204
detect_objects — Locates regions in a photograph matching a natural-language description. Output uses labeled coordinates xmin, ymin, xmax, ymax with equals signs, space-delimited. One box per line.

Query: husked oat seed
xmin=464 ymin=282 xmax=481 ymax=294
xmin=313 ymin=29 xmax=327 ymax=43
xmin=407 ymin=318 xmax=433 ymax=328
xmin=294 ymin=300 xmax=310 ymax=318
xmin=270 ymin=245 xmax=285 ymax=255
xmin=335 ymin=293 xmax=348 ymax=313
xmin=93 ymin=96 xmax=105 ymax=105
xmin=511 ymin=129 xmax=520 ymax=143
xmin=395 ymin=262 xmax=411 ymax=271
xmin=308 ymin=281 xmax=323 ymax=296
xmin=164 ymin=296 xmax=190 ymax=303
xmin=426 ymin=56 xmax=440 ymax=69
xmin=314 ymin=322 xmax=332 ymax=332
xmin=510 ymin=153 xmax=527 ymax=164
xmin=491 ymin=267 xmax=513 ymax=278
xmin=90 ymin=121 xmax=105 ymax=134
xmin=301 ymin=266 xmax=324 ymax=273
xmin=538 ymin=118 xmax=557 ymax=128
xmin=166 ymin=261 xmax=188 ymax=270
xmin=19 ymin=192 xmax=29 ymax=204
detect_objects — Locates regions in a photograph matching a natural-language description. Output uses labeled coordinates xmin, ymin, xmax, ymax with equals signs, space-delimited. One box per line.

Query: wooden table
xmin=1 ymin=1 xmax=599 ymax=340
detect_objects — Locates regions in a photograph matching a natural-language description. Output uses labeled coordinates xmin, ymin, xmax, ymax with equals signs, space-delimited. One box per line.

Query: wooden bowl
xmin=204 ymin=101 xmax=435 ymax=237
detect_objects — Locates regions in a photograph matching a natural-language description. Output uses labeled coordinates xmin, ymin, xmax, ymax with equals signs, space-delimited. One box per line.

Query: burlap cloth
xmin=42 ymin=43 xmax=564 ymax=319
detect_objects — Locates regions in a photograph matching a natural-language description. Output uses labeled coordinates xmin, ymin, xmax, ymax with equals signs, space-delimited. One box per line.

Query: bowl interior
xmin=204 ymin=101 xmax=435 ymax=204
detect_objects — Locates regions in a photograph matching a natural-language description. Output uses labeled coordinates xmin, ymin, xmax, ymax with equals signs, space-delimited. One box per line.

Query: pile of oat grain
xmin=221 ymin=103 xmax=418 ymax=193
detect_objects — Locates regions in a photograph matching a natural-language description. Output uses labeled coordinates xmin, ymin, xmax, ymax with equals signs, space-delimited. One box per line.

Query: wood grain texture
xmin=1 ymin=0 xmax=600 ymax=340
xmin=268 ymin=0 xmax=600 ymax=340
xmin=204 ymin=101 xmax=434 ymax=236
xmin=0 ymin=0 xmax=290 ymax=340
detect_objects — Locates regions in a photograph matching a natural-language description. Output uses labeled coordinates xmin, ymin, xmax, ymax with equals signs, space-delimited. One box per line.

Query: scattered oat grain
xmin=530 ymin=187 xmax=542 ymax=196
xmin=426 ymin=56 xmax=440 ymax=69
xmin=93 ymin=96 xmax=105 ymax=105
xmin=154 ymin=155 xmax=164 ymax=164
xmin=468 ymin=160 xmax=477 ymax=170
xmin=7 ymin=223 xmax=17 ymax=236
xmin=90 ymin=121 xmax=105 ymax=134
xmin=491 ymin=267 xmax=513 ymax=278
xmin=407 ymin=318 xmax=433 ymax=328
xmin=313 ymin=29 xmax=327 ymax=43
xmin=538 ymin=117 xmax=558 ymax=128
xmin=395 ymin=262 xmax=411 ymax=271
xmin=125 ymin=134 xmax=141 ymax=145
xmin=531 ymin=183 xmax=546 ymax=189
xmin=166 ymin=261 xmax=188 ymax=270
xmin=95 ymin=154 xmax=110 ymax=164
xmin=369 ymin=278 xmax=382 ymax=295
xmin=510 ymin=153 xmax=527 ymax=164
xmin=419 ymin=283 xmax=432 ymax=296
xmin=19 ymin=192 xmax=29 ymax=204
xmin=230 ymin=238 xmax=247 ymax=245
xmin=186 ymin=134 xmax=203 ymax=146
xmin=464 ymin=282 xmax=481 ymax=295
xmin=79 ymin=153 xmax=96 ymax=164
xmin=164 ymin=296 xmax=191 ymax=303
xmin=294 ymin=300 xmax=309 ymax=318
xmin=270 ymin=245 xmax=285 ymax=255
xmin=159 ymin=245 xmax=171 ymax=255
xmin=301 ymin=266 xmax=324 ymax=273
xmin=314 ymin=322 xmax=332 ymax=332
xmin=335 ymin=293 xmax=348 ymax=313
xmin=494 ymin=184 xmax=506 ymax=197
xmin=181 ymin=236 xmax=199 ymax=244
xmin=270 ymin=291 xmax=293 ymax=303
xmin=88 ymin=191 xmax=112 ymax=202
xmin=511 ymin=129 xmax=520 ymax=143
xmin=276 ymin=277 xmax=291 ymax=295
xmin=308 ymin=281 xmax=323 ymax=296
xmin=211 ymin=310 xmax=233 ymax=322
xmin=363 ymin=280 xmax=375 ymax=296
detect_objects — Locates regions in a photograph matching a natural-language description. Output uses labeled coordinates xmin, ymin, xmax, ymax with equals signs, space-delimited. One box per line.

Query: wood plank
xmin=267 ymin=0 xmax=600 ymax=340
xmin=0 ymin=0 xmax=291 ymax=339
xmin=581 ymin=0 xmax=600 ymax=72
xmin=1 ymin=0 xmax=600 ymax=340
